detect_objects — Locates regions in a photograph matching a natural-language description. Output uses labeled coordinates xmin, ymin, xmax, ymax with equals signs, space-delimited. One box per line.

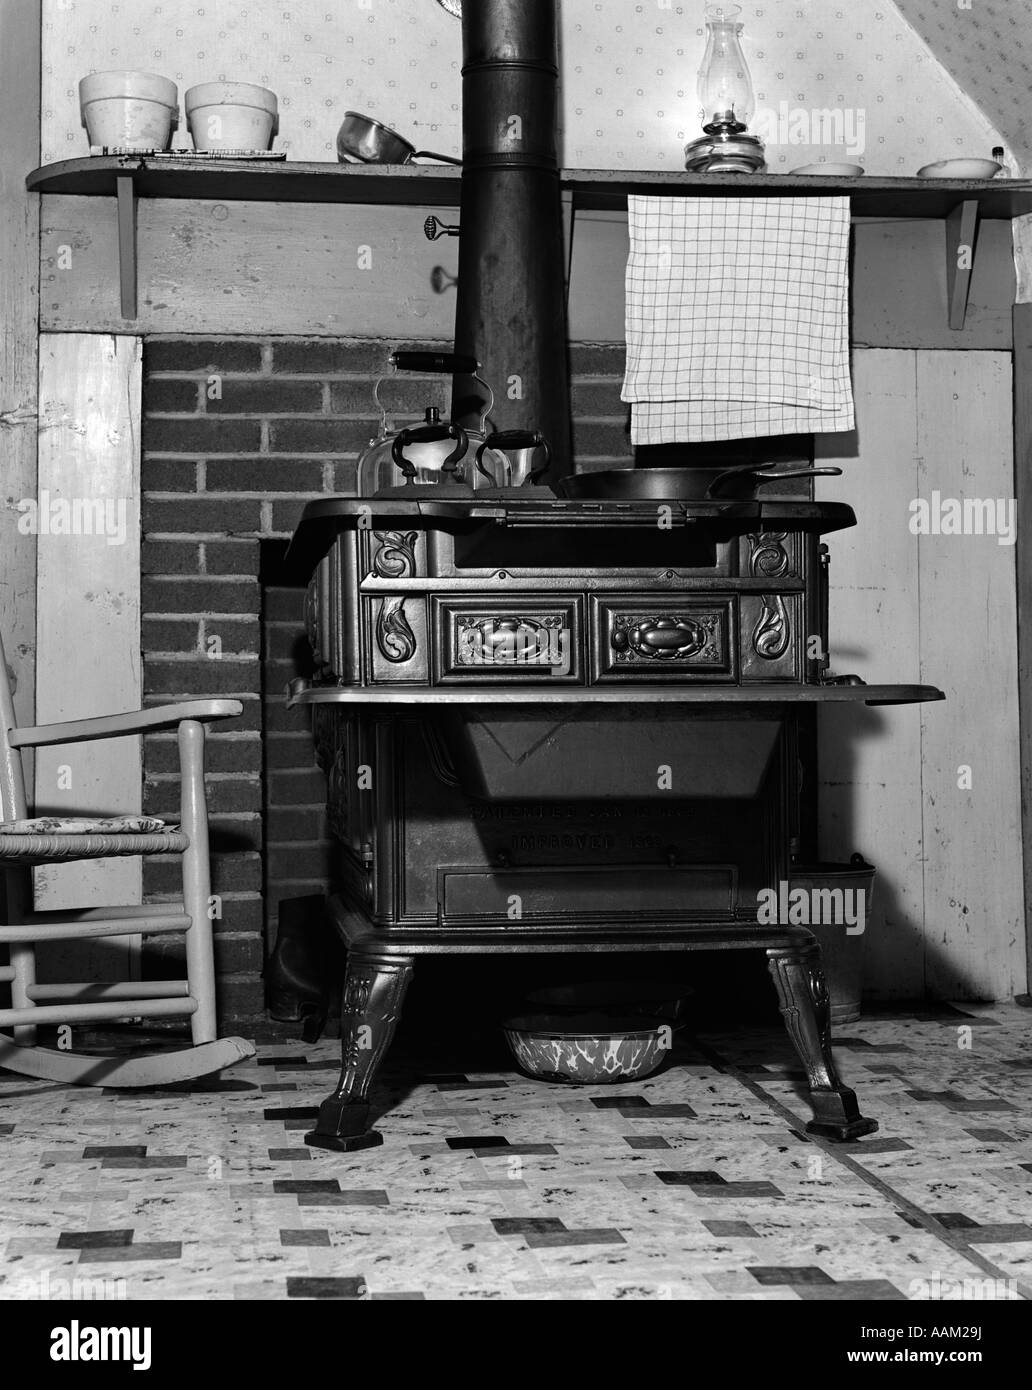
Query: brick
xmin=328 ymin=380 xmax=450 ymax=415
xmin=265 ymin=624 xmax=308 ymax=661
xmin=268 ymin=844 xmax=336 ymax=880
xmin=263 ymin=700 xmax=311 ymax=734
xmin=571 ymin=420 xmax=633 ymax=459
xmin=203 ymin=619 xmax=261 ymax=655
xmin=143 ymin=417 xmax=262 ymax=453
xmin=267 ymin=769 xmax=328 ymax=806
xmin=209 ymin=817 xmax=263 ymax=853
xmin=140 ymin=541 xmax=203 ymax=575
xmin=267 ymin=808 xmax=330 ymax=841
xmin=267 ymin=419 xmax=373 ymax=453
xmin=206 ymin=778 xmax=263 ymax=815
xmin=264 ymin=587 xmax=309 ymax=620
xmin=145 ymin=379 xmax=202 ymax=413
xmin=327 ymin=459 xmax=359 ymax=494
xmin=216 ymin=977 xmax=267 ymax=1022
xmin=141 ymin=618 xmax=201 ymax=655
xmin=209 ymin=895 xmax=265 ymax=934
xmin=142 ymin=499 xmax=263 ymax=535
xmin=142 ymin=576 xmax=259 ymax=615
xmin=264 ymin=733 xmax=319 ymax=771
xmin=271 ymin=340 xmax=417 ymax=375
xmin=570 ymin=343 xmax=626 ymax=375
xmin=205 ymin=459 xmax=326 ymax=493
xmin=144 ymin=733 xmax=261 ymax=776
xmin=206 ymin=379 xmax=324 ymax=414
xmin=572 ymin=381 xmax=629 ymax=416
xmin=214 ymin=934 xmax=265 ymax=976
xmin=144 ymin=658 xmax=259 ymax=698
xmin=141 ymin=459 xmax=201 ymax=493
xmin=146 ymin=339 xmax=264 ymax=373
xmin=269 ymin=500 xmax=317 ymax=535
xmin=203 ymin=541 xmax=261 ymax=575
xmin=144 ymin=851 xmax=262 ymax=897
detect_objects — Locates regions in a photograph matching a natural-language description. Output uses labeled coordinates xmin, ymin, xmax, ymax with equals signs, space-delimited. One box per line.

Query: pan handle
xmin=391 ymin=350 xmax=479 ymax=375
xmin=706 ymin=465 xmax=843 ymax=499
xmin=410 ymin=150 xmax=463 ymax=165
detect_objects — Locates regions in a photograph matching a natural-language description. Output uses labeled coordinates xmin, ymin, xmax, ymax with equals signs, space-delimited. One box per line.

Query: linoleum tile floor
xmin=1 ymin=1002 xmax=1030 ymax=1301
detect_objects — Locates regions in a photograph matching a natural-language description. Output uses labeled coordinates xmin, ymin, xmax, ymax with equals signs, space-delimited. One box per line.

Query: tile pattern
xmin=1 ymin=1003 xmax=1030 ymax=1301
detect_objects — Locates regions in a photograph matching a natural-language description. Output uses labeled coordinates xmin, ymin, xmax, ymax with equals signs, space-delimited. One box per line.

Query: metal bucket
xmin=790 ymin=854 xmax=875 ymax=1025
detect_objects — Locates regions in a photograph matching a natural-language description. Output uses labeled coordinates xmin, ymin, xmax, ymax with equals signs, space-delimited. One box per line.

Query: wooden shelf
xmin=29 ymin=157 xmax=1031 ymax=324
xmin=27 ymin=157 xmax=1032 ymax=218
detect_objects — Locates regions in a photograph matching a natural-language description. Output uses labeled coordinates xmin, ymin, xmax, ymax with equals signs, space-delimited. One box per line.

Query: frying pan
xmin=556 ymin=465 xmax=842 ymax=501
xmin=336 ymin=111 xmax=461 ymax=165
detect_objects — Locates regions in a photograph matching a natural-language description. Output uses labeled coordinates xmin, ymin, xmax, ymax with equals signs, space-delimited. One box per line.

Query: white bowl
xmin=79 ymin=70 xmax=179 ymax=151
xmin=789 ymin=162 xmax=865 ymax=176
xmin=916 ymin=158 xmax=1002 ymax=180
xmin=185 ymin=82 xmax=279 ymax=151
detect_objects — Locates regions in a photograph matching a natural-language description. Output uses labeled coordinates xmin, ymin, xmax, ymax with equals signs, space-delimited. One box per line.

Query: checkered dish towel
xmin=622 ymin=196 xmax=854 ymax=444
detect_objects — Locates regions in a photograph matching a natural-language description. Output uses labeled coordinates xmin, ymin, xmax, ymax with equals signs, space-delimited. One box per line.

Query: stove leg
xmin=305 ymin=952 xmax=414 ymax=1153
xmin=767 ymin=937 xmax=878 ymax=1142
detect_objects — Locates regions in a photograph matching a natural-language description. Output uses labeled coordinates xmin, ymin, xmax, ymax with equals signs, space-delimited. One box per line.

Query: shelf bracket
xmin=115 ymin=173 xmax=137 ymax=320
xmin=945 ymin=198 xmax=979 ymax=331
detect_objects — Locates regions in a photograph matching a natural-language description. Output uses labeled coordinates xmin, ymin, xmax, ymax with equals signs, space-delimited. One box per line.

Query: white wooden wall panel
xmin=817 ymin=351 xmax=927 ymax=997
xmin=818 ymin=349 xmax=1023 ymax=1000
xmin=915 ymin=352 xmax=1022 ymax=999
xmin=35 ymin=334 xmax=142 ymax=948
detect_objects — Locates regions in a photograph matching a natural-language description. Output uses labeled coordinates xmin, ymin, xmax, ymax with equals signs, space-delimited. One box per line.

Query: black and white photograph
xmin=0 ymin=0 xmax=1029 ymax=1354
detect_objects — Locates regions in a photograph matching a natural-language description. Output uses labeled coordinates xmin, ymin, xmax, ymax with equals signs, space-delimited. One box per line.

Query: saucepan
xmin=336 ymin=111 xmax=461 ymax=165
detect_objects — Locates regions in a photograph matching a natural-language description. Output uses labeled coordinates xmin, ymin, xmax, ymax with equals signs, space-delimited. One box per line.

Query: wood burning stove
xmin=283 ymin=0 xmax=943 ymax=1153
xmin=284 ymin=493 xmax=943 ymax=1150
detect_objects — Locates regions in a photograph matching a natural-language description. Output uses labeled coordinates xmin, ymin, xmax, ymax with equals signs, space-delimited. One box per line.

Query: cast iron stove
xmin=285 ymin=491 xmax=943 ymax=1150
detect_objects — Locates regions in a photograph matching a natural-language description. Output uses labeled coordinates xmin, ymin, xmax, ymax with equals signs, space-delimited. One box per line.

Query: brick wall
xmin=139 ymin=335 xmax=630 ymax=1025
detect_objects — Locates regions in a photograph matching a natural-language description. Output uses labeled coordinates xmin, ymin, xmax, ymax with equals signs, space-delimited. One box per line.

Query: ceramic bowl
xmin=789 ymin=162 xmax=865 ymax=176
xmin=916 ymin=158 xmax=1002 ymax=180
xmin=502 ymin=1011 xmax=673 ymax=1084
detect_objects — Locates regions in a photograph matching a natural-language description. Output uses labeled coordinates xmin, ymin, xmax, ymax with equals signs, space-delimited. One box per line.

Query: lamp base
xmin=685 ymin=130 xmax=766 ymax=174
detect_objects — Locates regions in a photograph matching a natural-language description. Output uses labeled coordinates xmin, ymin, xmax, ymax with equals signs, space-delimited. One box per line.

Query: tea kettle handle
xmin=475 ymin=430 xmax=552 ymax=483
xmin=391 ymin=422 xmax=469 ymax=481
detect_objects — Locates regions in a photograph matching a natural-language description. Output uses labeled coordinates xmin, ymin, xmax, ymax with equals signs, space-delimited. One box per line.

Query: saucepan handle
xmin=391 ymin=350 xmax=479 ymax=375
xmin=410 ymin=150 xmax=463 ymax=165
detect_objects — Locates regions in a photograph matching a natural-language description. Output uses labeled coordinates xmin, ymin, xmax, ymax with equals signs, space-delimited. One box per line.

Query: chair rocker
xmin=0 ymin=634 xmax=255 ymax=1085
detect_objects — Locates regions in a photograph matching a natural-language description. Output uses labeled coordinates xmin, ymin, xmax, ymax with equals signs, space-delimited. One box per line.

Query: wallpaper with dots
xmin=896 ymin=0 xmax=1031 ymax=173
xmin=41 ymin=0 xmax=1006 ymax=174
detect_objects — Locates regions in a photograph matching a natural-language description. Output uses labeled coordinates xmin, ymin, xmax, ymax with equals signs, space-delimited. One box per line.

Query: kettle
xmin=355 ymin=351 xmax=550 ymax=496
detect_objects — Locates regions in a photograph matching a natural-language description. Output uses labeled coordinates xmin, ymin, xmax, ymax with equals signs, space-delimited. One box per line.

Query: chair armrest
xmin=9 ymin=700 xmax=244 ymax=748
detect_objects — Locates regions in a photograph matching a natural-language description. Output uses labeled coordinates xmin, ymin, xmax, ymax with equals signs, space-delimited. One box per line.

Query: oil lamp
xmin=685 ymin=4 xmax=765 ymax=173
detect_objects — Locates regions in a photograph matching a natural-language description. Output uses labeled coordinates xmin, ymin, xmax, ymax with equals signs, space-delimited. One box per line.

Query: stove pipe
xmin=452 ymin=0 xmax=572 ymax=481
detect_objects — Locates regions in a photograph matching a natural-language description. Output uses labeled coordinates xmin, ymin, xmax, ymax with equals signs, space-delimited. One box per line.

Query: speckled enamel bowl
xmin=501 ymin=1012 xmax=673 ymax=1085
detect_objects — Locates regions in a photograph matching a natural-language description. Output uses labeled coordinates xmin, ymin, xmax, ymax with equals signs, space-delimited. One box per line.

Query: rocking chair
xmin=0 ymin=633 xmax=255 ymax=1085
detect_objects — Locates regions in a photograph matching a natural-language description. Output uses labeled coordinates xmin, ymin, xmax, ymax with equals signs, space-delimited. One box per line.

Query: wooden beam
xmin=115 ymin=174 xmax=137 ymax=320
xmin=945 ymin=199 xmax=979 ymax=331
xmin=1014 ymin=303 xmax=1032 ymax=995
xmin=0 ymin=0 xmax=41 ymax=736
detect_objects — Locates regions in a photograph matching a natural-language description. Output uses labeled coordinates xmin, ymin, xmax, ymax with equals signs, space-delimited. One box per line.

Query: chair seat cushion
xmin=0 ymin=816 xmax=178 ymax=834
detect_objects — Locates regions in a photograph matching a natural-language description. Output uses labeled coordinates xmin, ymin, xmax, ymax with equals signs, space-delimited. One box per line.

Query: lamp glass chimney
xmin=698 ymin=3 xmax=755 ymax=132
